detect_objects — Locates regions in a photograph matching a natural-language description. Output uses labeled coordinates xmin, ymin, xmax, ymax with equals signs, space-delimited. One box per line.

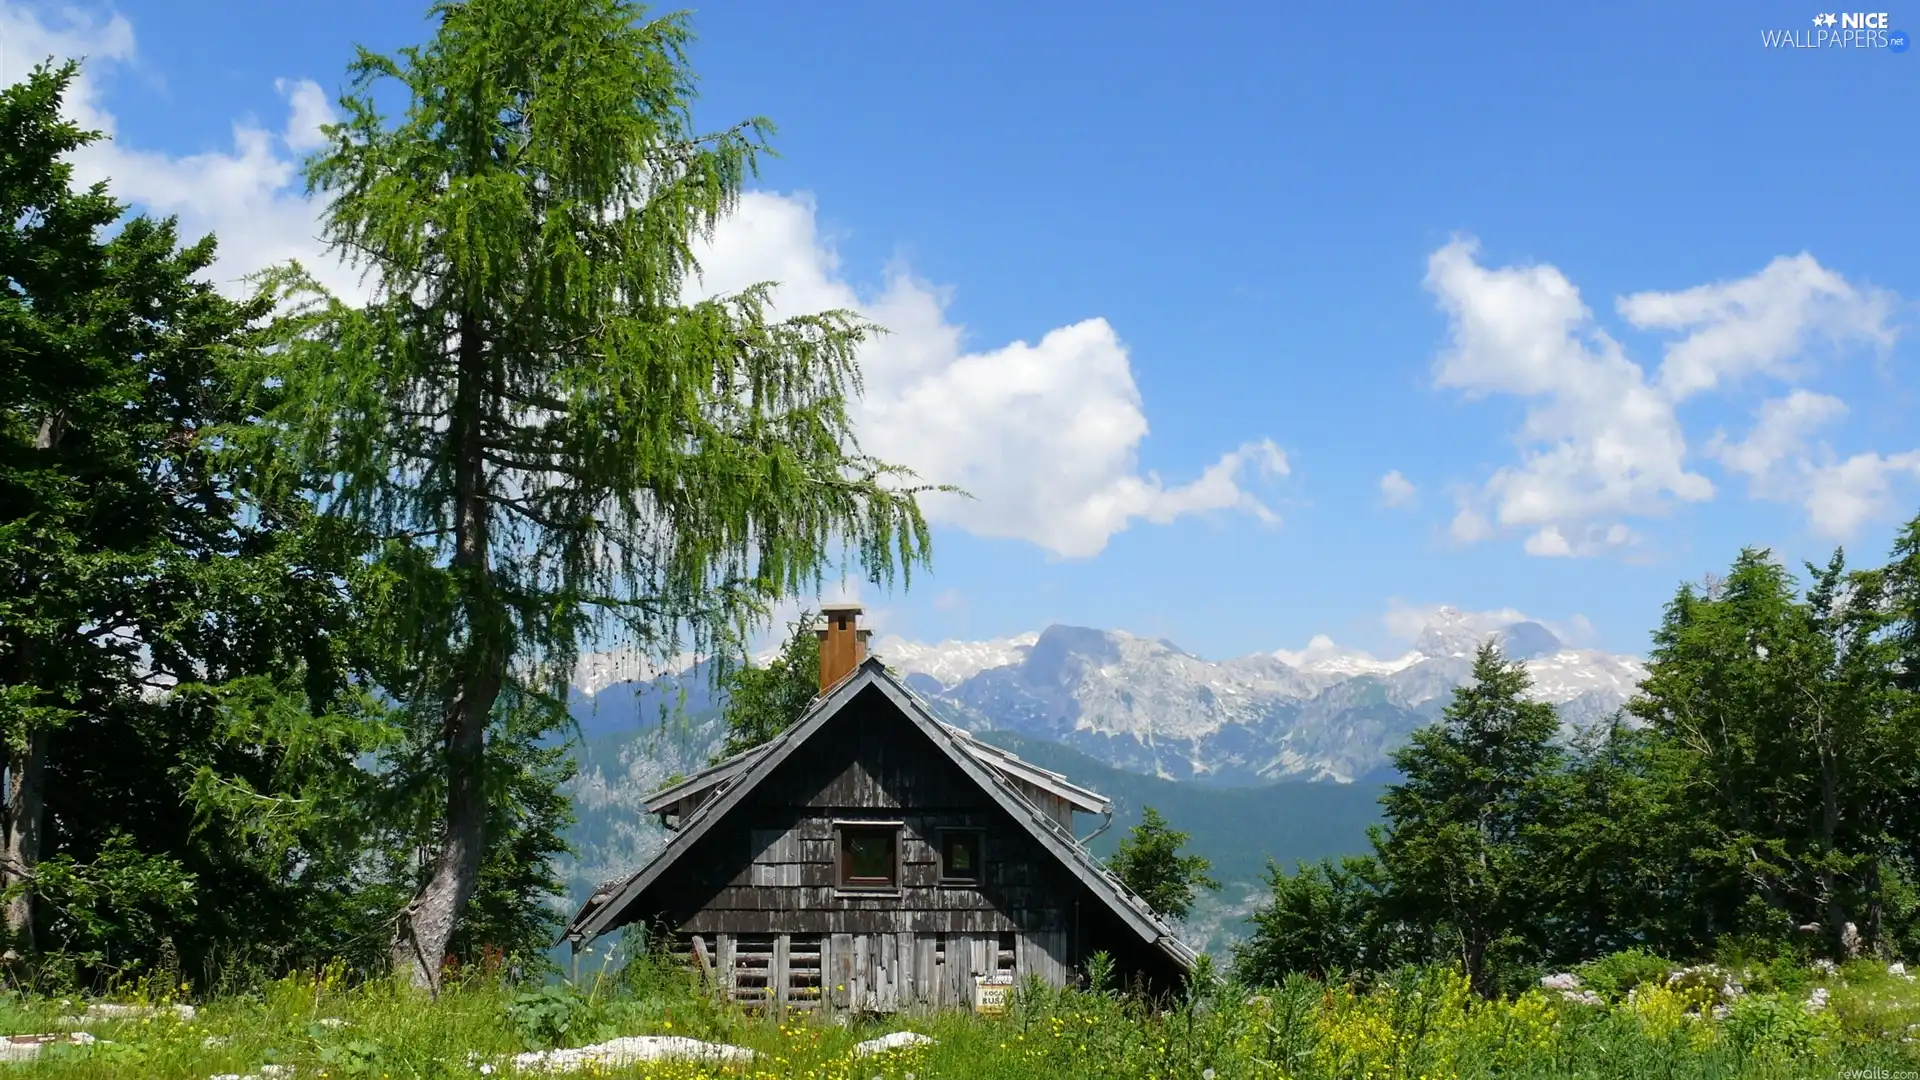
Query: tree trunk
xmin=1812 ymin=690 xmax=1851 ymax=957
xmin=1462 ymin=932 xmax=1490 ymax=999
xmin=5 ymin=415 xmax=64 ymax=952
xmin=390 ymin=315 xmax=504 ymax=992
xmin=3 ymin=728 xmax=49 ymax=951
xmin=390 ymin=656 xmax=501 ymax=990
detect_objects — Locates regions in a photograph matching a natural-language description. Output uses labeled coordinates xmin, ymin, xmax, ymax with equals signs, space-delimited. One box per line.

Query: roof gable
xmin=563 ymin=659 xmax=1197 ymax=972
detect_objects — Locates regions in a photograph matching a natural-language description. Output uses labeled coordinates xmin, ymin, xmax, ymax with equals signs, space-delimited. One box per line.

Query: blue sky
xmin=4 ymin=0 xmax=1915 ymax=660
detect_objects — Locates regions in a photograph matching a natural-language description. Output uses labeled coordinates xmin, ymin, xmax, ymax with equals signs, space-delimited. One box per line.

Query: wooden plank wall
xmin=645 ymin=692 xmax=1101 ymax=1011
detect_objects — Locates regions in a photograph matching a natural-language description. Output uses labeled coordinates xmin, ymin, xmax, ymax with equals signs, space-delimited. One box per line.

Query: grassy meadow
xmin=4 ymin=954 xmax=1918 ymax=1079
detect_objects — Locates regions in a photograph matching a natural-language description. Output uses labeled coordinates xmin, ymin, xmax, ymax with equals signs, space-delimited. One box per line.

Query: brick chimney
xmin=816 ymin=603 xmax=871 ymax=690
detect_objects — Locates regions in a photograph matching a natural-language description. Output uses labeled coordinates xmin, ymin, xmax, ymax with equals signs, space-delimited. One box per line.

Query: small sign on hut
xmin=972 ymin=976 xmax=1013 ymax=1016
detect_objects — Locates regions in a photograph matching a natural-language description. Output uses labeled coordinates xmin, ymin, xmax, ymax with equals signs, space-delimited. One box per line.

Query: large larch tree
xmin=253 ymin=0 xmax=932 ymax=988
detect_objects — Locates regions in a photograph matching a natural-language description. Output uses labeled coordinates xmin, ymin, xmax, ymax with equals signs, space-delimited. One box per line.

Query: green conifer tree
xmin=250 ymin=0 xmax=933 ymax=987
xmin=1373 ymin=642 xmax=1562 ymax=996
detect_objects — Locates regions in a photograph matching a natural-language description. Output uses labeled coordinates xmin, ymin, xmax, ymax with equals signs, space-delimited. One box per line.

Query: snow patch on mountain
xmin=567 ymin=605 xmax=1648 ymax=787
xmin=1271 ymin=634 xmax=1421 ymax=678
xmin=874 ymin=631 xmax=1040 ymax=688
xmin=882 ymin=607 xmax=1647 ymax=785
xmin=573 ymin=648 xmax=701 ymax=698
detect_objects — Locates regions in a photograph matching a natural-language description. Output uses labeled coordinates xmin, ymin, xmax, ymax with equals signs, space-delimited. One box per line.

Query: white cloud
xmin=5 ymin=3 xmax=1282 ymax=560
xmin=1710 ymin=392 xmax=1920 ymax=538
xmin=274 ymin=76 xmax=333 ymax=152
xmin=1620 ymin=254 xmax=1897 ymax=400
xmin=2 ymin=5 xmax=359 ymax=301
xmin=1706 ymin=390 xmax=1848 ymax=487
xmin=1378 ymin=470 xmax=1416 ymax=508
xmin=1447 ymin=505 xmax=1494 ymax=544
xmin=687 ymin=192 xmax=1288 ymax=557
xmin=1427 ymin=236 xmax=1908 ymax=553
xmin=1426 ymin=237 xmax=1710 ymax=553
xmin=1522 ymin=525 xmax=1573 ymax=557
xmin=1803 ymin=452 xmax=1920 ymax=538
xmin=1381 ymin=599 xmax=1597 ymax=653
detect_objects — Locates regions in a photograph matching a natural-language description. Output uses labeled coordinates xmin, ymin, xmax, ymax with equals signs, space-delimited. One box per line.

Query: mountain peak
xmin=1409 ymin=606 xmax=1561 ymax=661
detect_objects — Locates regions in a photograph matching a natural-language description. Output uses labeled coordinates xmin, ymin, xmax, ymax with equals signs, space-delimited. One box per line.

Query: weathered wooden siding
xmin=1006 ymin=778 xmax=1077 ymax=831
xmin=682 ymin=928 xmax=1067 ymax=1012
xmin=632 ymin=685 xmax=1164 ymax=1011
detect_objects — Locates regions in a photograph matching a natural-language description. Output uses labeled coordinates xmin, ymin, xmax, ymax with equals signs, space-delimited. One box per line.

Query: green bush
xmin=1577 ymin=948 xmax=1679 ymax=1000
xmin=1722 ymin=993 xmax=1839 ymax=1061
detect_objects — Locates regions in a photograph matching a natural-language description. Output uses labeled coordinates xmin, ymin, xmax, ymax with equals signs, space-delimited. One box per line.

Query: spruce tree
xmin=1373 ymin=642 xmax=1561 ymax=996
xmin=1108 ymin=806 xmax=1219 ymax=922
xmin=2 ymin=62 xmax=398 ymax=980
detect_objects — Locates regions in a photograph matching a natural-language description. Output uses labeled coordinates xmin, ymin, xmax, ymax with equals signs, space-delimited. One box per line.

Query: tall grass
xmin=0 ymin=955 xmax=1914 ymax=1078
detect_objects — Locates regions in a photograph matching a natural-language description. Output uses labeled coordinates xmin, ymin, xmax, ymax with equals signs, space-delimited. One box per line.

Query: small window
xmin=939 ymin=829 xmax=984 ymax=884
xmin=838 ymin=824 xmax=898 ymax=889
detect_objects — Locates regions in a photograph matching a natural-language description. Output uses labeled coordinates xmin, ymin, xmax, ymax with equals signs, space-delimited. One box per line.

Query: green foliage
xmin=1629 ymin=544 xmax=1920 ymax=959
xmin=0 ymin=60 xmax=428 ymax=987
xmin=25 ymin=836 xmax=197 ymax=978
xmin=1721 ymin=992 xmax=1840 ymax=1061
xmin=241 ymin=0 xmax=936 ymax=977
xmin=1236 ymin=854 xmax=1401 ymax=982
xmin=1576 ymin=949 xmax=1680 ymax=1001
xmin=714 ymin=609 xmax=820 ymax=761
xmin=1107 ymin=806 xmax=1220 ymax=922
xmin=0 ymin=958 xmax=1908 ymax=1078
xmin=504 ymin=982 xmax=602 ymax=1048
xmin=1373 ymin=642 xmax=1564 ymax=995
xmin=1242 ymin=519 xmax=1920 ymax=992
xmin=446 ymin=715 xmax=577 ymax=976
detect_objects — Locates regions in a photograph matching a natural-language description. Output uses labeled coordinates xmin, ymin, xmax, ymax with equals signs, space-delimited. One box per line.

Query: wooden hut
xmin=561 ymin=604 xmax=1197 ymax=1013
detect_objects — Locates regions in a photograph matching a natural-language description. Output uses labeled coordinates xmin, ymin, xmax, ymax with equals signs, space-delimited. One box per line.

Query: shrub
xmin=1577 ymin=948 xmax=1679 ymax=1000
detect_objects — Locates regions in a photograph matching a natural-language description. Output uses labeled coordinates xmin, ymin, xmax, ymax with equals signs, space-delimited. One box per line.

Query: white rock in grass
xmin=1539 ymin=973 xmax=1582 ymax=991
xmin=261 ymin=1066 xmax=295 ymax=1078
xmin=1890 ymin=962 xmax=1914 ymax=982
xmin=1559 ymin=990 xmax=1603 ymax=1006
xmin=83 ymin=1002 xmax=196 ymax=1021
xmin=1812 ymin=959 xmax=1839 ymax=976
xmin=1805 ymin=986 xmax=1831 ymax=1013
xmin=852 ymin=1031 xmax=935 ymax=1057
xmin=0 ymin=1032 xmax=97 ymax=1061
xmin=511 ymin=1036 xmax=756 ymax=1073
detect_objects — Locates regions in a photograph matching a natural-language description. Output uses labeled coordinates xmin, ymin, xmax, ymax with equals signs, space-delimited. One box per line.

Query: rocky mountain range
xmin=555 ymin=606 xmax=1648 ymax=955
xmin=871 ymin=606 xmax=1647 ymax=784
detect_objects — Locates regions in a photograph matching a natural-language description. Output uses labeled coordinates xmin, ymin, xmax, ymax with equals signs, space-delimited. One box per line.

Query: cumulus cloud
xmin=1426 ymin=238 xmax=1709 ymax=555
xmin=687 ymin=192 xmax=1288 ymax=557
xmin=1621 ymin=254 xmax=1897 ymax=400
xmin=1707 ymin=390 xmax=1849 ymax=487
xmin=5 ymin=2 xmax=1283 ymax=560
xmin=1710 ymin=392 xmax=1920 ymax=538
xmin=1 ymin=6 xmax=359 ymax=300
xmin=1378 ymin=470 xmax=1416 ymax=508
xmin=1447 ymin=504 xmax=1495 ymax=544
xmin=1427 ymin=236 xmax=1907 ymax=554
xmin=274 ymin=76 xmax=334 ymax=153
